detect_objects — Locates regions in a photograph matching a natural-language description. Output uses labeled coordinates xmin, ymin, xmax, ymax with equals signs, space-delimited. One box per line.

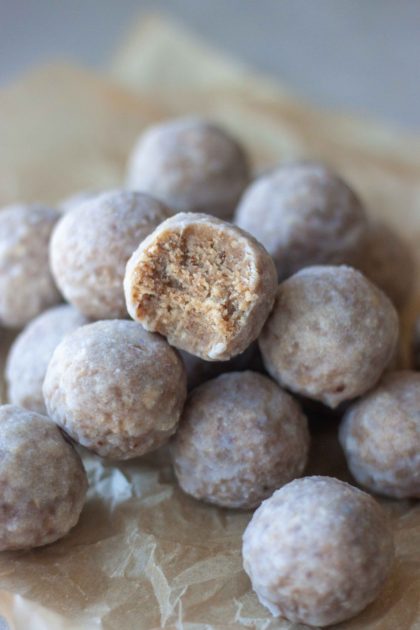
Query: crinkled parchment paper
xmin=0 ymin=14 xmax=419 ymax=630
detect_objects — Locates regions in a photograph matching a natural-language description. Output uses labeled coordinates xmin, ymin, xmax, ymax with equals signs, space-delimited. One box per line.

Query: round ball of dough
xmin=235 ymin=161 xmax=368 ymax=279
xmin=6 ymin=304 xmax=89 ymax=414
xmin=126 ymin=117 xmax=251 ymax=220
xmin=50 ymin=190 xmax=172 ymax=319
xmin=259 ymin=266 xmax=399 ymax=408
xmin=356 ymin=221 xmax=415 ymax=310
xmin=171 ymin=371 xmax=309 ymax=509
xmin=242 ymin=476 xmax=394 ymax=627
xmin=0 ymin=203 xmax=61 ymax=328
xmin=0 ymin=405 xmax=87 ymax=551
xmin=124 ymin=212 xmax=277 ymax=361
xmin=43 ymin=320 xmax=187 ymax=459
xmin=339 ymin=371 xmax=420 ymax=498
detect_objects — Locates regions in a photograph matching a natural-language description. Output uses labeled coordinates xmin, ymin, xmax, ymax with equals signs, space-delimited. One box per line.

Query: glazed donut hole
xmin=340 ymin=371 xmax=420 ymax=499
xmin=43 ymin=320 xmax=187 ymax=460
xmin=242 ymin=476 xmax=394 ymax=627
xmin=0 ymin=405 xmax=87 ymax=551
xmin=124 ymin=212 xmax=277 ymax=361
xmin=50 ymin=190 xmax=172 ymax=319
xmin=5 ymin=304 xmax=89 ymax=415
xmin=259 ymin=265 xmax=399 ymax=408
xmin=235 ymin=161 xmax=368 ymax=279
xmin=126 ymin=116 xmax=251 ymax=220
xmin=0 ymin=203 xmax=61 ymax=328
xmin=171 ymin=371 xmax=310 ymax=509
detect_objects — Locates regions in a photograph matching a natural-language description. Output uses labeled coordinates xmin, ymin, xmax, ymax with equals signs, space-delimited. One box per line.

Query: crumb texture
xmin=125 ymin=212 xmax=277 ymax=360
xmin=50 ymin=190 xmax=172 ymax=319
xmin=340 ymin=371 xmax=420 ymax=498
xmin=172 ymin=371 xmax=309 ymax=509
xmin=235 ymin=161 xmax=367 ymax=279
xmin=6 ymin=304 xmax=89 ymax=414
xmin=126 ymin=117 xmax=250 ymax=220
xmin=242 ymin=476 xmax=394 ymax=626
xmin=0 ymin=405 xmax=87 ymax=551
xmin=259 ymin=265 xmax=399 ymax=407
xmin=0 ymin=203 xmax=61 ymax=328
xmin=43 ymin=320 xmax=187 ymax=459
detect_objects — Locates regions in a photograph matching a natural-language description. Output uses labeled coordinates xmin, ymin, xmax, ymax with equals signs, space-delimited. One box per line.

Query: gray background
xmin=1 ymin=0 xmax=419 ymax=129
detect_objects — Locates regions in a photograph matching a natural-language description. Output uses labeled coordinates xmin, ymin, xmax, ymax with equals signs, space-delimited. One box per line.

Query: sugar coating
xmin=235 ymin=161 xmax=367 ymax=279
xmin=43 ymin=320 xmax=187 ymax=460
xmin=340 ymin=371 xmax=420 ymax=498
xmin=171 ymin=371 xmax=309 ymax=509
xmin=357 ymin=221 xmax=415 ymax=310
xmin=0 ymin=405 xmax=87 ymax=551
xmin=0 ymin=203 xmax=61 ymax=328
xmin=50 ymin=190 xmax=172 ymax=319
xmin=242 ymin=476 xmax=394 ymax=627
xmin=124 ymin=212 xmax=278 ymax=361
xmin=126 ymin=117 xmax=251 ymax=220
xmin=259 ymin=266 xmax=399 ymax=408
xmin=6 ymin=304 xmax=89 ymax=415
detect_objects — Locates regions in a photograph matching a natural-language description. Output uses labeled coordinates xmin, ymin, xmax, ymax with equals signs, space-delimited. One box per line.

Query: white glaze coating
xmin=0 ymin=405 xmax=87 ymax=551
xmin=6 ymin=304 xmax=89 ymax=414
xmin=242 ymin=476 xmax=394 ymax=626
xmin=126 ymin=117 xmax=251 ymax=220
xmin=340 ymin=371 xmax=420 ymax=498
xmin=235 ymin=161 xmax=367 ymax=279
xmin=172 ymin=371 xmax=309 ymax=508
xmin=43 ymin=320 xmax=187 ymax=460
xmin=0 ymin=203 xmax=61 ymax=328
xmin=50 ymin=190 xmax=172 ymax=319
xmin=259 ymin=265 xmax=399 ymax=407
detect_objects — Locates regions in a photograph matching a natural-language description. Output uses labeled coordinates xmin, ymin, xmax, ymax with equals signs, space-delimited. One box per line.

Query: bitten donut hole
xmin=131 ymin=224 xmax=255 ymax=358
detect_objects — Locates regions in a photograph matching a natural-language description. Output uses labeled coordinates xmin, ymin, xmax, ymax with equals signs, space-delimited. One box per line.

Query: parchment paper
xmin=0 ymin=14 xmax=419 ymax=630
xmin=0 ymin=64 xmax=162 ymax=207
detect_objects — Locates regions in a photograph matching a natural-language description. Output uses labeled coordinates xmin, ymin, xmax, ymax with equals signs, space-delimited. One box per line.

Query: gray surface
xmin=1 ymin=0 xmax=419 ymax=128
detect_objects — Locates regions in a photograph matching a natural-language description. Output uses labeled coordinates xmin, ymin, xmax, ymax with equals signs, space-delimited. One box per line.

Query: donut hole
xmin=130 ymin=224 xmax=256 ymax=358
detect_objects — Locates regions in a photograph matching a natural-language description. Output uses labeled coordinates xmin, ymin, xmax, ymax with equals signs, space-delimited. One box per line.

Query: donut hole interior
xmin=131 ymin=224 xmax=256 ymax=357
